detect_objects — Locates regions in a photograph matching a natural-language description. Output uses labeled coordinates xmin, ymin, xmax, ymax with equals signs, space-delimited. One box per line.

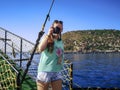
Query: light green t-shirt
xmin=38 ymin=40 xmax=64 ymax=72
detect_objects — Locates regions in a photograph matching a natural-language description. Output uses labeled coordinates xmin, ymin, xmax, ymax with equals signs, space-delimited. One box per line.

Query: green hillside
xmin=62 ymin=29 xmax=120 ymax=53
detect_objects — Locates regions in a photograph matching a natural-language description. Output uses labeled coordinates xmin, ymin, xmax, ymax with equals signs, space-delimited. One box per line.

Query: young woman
xmin=36 ymin=20 xmax=64 ymax=90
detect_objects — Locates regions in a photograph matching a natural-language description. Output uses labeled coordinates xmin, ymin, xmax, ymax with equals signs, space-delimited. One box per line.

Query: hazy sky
xmin=0 ymin=0 xmax=120 ymax=43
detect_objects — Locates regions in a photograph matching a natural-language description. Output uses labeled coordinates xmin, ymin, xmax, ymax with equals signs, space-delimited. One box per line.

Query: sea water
xmin=69 ymin=53 xmax=120 ymax=88
xmin=7 ymin=52 xmax=120 ymax=88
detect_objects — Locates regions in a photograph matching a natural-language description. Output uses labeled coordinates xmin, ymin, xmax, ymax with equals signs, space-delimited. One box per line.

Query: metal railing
xmin=0 ymin=27 xmax=38 ymax=89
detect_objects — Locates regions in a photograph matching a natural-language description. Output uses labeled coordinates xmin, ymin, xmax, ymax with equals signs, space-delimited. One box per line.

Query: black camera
xmin=53 ymin=27 xmax=60 ymax=34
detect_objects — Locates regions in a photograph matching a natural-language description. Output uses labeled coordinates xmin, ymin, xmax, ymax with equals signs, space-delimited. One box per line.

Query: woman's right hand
xmin=48 ymin=27 xmax=54 ymax=36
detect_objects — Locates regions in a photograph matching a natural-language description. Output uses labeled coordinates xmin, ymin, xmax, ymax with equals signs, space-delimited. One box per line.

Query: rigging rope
xmin=0 ymin=59 xmax=17 ymax=90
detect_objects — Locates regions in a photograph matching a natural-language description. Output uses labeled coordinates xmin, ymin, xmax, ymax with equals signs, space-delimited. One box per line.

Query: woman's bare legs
xmin=51 ymin=80 xmax=62 ymax=90
xmin=37 ymin=81 xmax=49 ymax=90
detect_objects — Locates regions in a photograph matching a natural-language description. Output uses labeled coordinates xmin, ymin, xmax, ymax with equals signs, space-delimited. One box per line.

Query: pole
xmin=21 ymin=0 xmax=55 ymax=84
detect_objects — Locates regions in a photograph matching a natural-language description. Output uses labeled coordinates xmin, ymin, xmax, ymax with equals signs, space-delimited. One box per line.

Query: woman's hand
xmin=48 ymin=27 xmax=54 ymax=36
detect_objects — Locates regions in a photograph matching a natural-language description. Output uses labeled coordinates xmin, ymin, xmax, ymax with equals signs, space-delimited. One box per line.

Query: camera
xmin=53 ymin=27 xmax=60 ymax=34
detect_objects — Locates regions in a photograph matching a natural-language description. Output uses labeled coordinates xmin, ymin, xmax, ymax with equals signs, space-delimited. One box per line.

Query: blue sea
xmin=7 ymin=52 xmax=120 ymax=89
xmin=66 ymin=53 xmax=120 ymax=88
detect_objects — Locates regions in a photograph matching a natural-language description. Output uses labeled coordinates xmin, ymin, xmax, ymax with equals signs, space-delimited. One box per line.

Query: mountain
xmin=62 ymin=29 xmax=120 ymax=53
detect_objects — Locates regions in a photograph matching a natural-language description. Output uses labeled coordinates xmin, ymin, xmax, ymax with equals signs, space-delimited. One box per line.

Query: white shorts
xmin=36 ymin=72 xmax=63 ymax=83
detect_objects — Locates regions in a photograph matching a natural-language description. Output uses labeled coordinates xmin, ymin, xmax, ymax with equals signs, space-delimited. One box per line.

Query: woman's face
xmin=53 ymin=23 xmax=63 ymax=32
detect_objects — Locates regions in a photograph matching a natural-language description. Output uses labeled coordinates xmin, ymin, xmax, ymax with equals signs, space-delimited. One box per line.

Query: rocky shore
xmin=62 ymin=30 xmax=120 ymax=53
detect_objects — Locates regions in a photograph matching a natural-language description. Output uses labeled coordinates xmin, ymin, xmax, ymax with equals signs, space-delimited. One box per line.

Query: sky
xmin=0 ymin=0 xmax=120 ymax=43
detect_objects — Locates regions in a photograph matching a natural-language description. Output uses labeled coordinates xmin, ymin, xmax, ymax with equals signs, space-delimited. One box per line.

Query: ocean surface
xmin=66 ymin=53 xmax=120 ymax=88
xmin=7 ymin=52 xmax=120 ymax=88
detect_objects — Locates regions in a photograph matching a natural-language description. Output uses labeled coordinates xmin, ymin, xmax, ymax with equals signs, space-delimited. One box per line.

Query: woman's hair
xmin=53 ymin=20 xmax=63 ymax=25
xmin=47 ymin=20 xmax=63 ymax=53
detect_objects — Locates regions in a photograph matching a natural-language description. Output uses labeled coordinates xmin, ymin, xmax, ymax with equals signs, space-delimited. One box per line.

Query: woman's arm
xmin=38 ymin=27 xmax=54 ymax=52
xmin=38 ymin=35 xmax=49 ymax=52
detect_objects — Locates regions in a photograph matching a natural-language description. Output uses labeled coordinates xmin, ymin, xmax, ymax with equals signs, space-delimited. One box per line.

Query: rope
xmin=61 ymin=62 xmax=73 ymax=90
xmin=0 ymin=60 xmax=17 ymax=90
